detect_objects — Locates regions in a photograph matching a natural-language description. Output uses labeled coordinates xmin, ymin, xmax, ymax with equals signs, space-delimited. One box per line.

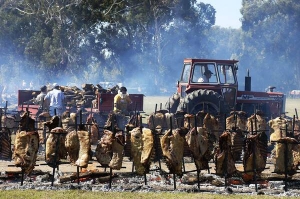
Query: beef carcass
xmin=243 ymin=132 xmax=268 ymax=177
xmin=291 ymin=119 xmax=300 ymax=167
xmin=247 ymin=111 xmax=267 ymax=134
xmin=109 ymin=131 xmax=125 ymax=170
xmin=226 ymin=111 xmax=247 ymax=131
xmin=0 ymin=128 xmax=12 ymax=160
xmin=293 ymin=119 xmax=300 ymax=141
xmin=104 ymin=113 xmax=129 ymax=131
xmin=292 ymin=142 xmax=300 ymax=168
xmin=13 ymin=130 xmax=39 ymax=174
xmin=127 ymin=114 xmax=143 ymax=128
xmin=44 ymin=115 xmax=60 ymax=132
xmin=130 ymin=127 xmax=154 ymax=175
xmin=147 ymin=110 xmax=169 ymax=131
xmin=124 ymin=125 xmax=135 ymax=158
xmin=86 ymin=114 xmax=99 ymax=145
xmin=230 ymin=130 xmax=245 ymax=161
xmin=36 ymin=121 xmax=45 ymax=144
xmin=65 ymin=130 xmax=79 ymax=164
xmin=184 ymin=112 xmax=219 ymax=161
xmin=12 ymin=112 xmax=39 ymax=174
xmin=95 ymin=130 xmax=113 ymax=167
xmin=18 ymin=111 xmax=36 ymax=132
xmin=1 ymin=114 xmax=17 ymax=132
xmin=183 ymin=114 xmax=198 ymax=129
xmin=173 ymin=111 xmax=186 ymax=129
xmin=75 ymin=130 xmax=91 ymax=168
xmin=124 ymin=114 xmax=143 ymax=158
xmin=185 ymin=127 xmax=210 ymax=170
xmin=160 ymin=128 xmax=185 ymax=176
xmin=268 ymin=117 xmax=291 ymax=142
xmin=183 ymin=111 xmax=217 ymax=129
xmin=215 ymin=131 xmax=237 ymax=177
xmin=203 ymin=113 xmax=220 ymax=160
xmin=203 ymin=113 xmax=220 ymax=143
xmin=45 ymin=127 xmax=68 ymax=167
xmin=62 ymin=113 xmax=77 ymax=132
xmin=140 ymin=128 xmax=154 ymax=172
xmin=38 ymin=111 xmax=51 ymax=119
xmin=274 ymin=137 xmax=298 ymax=175
xmin=226 ymin=111 xmax=247 ymax=161
xmin=130 ymin=127 xmax=144 ymax=174
xmin=36 ymin=112 xmax=51 ymax=144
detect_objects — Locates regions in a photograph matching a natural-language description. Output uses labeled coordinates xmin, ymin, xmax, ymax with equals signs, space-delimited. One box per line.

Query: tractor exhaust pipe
xmin=245 ymin=69 xmax=251 ymax=91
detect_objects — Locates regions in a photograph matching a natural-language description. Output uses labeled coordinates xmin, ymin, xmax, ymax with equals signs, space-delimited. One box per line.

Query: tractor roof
xmin=184 ymin=58 xmax=239 ymax=65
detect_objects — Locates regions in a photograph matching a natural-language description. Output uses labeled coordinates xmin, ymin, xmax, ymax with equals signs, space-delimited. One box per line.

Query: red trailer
xmin=17 ymin=90 xmax=144 ymax=115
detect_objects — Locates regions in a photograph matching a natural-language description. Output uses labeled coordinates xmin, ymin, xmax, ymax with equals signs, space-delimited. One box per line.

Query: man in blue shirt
xmin=44 ymin=83 xmax=65 ymax=116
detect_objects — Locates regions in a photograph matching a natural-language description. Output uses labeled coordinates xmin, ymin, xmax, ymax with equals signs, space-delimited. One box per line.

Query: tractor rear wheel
xmin=165 ymin=93 xmax=181 ymax=113
xmin=177 ymin=89 xmax=226 ymax=116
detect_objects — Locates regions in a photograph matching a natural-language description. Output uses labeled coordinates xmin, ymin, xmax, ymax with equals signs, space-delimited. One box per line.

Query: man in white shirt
xmin=198 ymin=70 xmax=213 ymax=83
xmin=44 ymin=83 xmax=65 ymax=116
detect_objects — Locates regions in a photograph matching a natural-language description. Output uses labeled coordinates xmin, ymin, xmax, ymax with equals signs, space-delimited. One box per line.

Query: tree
xmin=0 ymin=0 xmax=217 ymax=94
xmin=240 ymin=0 xmax=300 ymax=92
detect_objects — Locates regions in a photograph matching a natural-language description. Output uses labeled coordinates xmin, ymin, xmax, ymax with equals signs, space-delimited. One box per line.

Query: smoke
xmin=1 ymin=2 xmax=297 ymax=99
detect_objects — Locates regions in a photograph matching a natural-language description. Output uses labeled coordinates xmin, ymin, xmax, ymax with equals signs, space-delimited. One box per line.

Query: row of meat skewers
xmin=1 ymin=109 xmax=300 ymax=183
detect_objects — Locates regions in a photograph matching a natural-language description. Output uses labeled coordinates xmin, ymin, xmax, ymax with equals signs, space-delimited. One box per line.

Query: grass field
xmin=0 ymin=190 xmax=298 ymax=199
xmin=285 ymin=98 xmax=300 ymax=117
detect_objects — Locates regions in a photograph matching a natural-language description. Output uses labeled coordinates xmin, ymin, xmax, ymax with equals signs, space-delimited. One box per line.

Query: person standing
xmin=33 ymin=85 xmax=49 ymax=113
xmin=44 ymin=83 xmax=65 ymax=116
xmin=114 ymin=86 xmax=132 ymax=115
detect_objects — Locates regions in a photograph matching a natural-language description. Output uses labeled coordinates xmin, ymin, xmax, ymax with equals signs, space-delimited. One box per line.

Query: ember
xmin=1 ymin=96 xmax=300 ymax=196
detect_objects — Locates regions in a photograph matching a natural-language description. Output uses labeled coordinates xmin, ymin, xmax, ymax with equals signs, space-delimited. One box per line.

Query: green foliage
xmin=1 ymin=0 xmax=299 ymax=94
xmin=240 ymin=0 xmax=300 ymax=91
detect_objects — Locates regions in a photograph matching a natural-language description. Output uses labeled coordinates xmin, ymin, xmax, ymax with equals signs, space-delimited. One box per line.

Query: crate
xmin=97 ymin=93 xmax=144 ymax=112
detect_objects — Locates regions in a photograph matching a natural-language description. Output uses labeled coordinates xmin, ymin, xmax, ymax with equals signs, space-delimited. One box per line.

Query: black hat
xmin=204 ymin=70 xmax=213 ymax=75
xmin=40 ymin=85 xmax=47 ymax=92
xmin=120 ymin=86 xmax=127 ymax=92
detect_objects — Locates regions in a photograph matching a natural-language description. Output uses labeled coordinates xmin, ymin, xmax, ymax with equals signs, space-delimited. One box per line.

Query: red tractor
xmin=166 ymin=58 xmax=285 ymax=121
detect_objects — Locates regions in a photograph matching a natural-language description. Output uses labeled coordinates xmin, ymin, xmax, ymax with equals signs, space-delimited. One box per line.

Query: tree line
xmin=0 ymin=0 xmax=299 ymax=95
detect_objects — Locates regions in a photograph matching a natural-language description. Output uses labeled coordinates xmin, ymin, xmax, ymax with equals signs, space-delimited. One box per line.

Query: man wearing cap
xmin=198 ymin=70 xmax=213 ymax=83
xmin=33 ymin=85 xmax=49 ymax=113
xmin=44 ymin=83 xmax=65 ymax=116
xmin=114 ymin=86 xmax=132 ymax=115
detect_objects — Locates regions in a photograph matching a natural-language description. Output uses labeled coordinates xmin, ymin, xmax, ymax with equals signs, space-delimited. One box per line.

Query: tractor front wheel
xmin=177 ymin=89 xmax=225 ymax=116
xmin=165 ymin=93 xmax=181 ymax=113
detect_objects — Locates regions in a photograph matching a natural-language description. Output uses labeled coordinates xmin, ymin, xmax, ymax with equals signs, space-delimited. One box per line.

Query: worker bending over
xmin=114 ymin=86 xmax=132 ymax=115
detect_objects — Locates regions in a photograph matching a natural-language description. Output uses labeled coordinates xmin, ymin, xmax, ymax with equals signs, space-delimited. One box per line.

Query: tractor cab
xmin=166 ymin=57 xmax=285 ymax=123
xmin=177 ymin=58 xmax=239 ymax=111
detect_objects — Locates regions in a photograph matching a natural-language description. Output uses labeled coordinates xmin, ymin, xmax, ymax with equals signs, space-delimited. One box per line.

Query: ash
xmin=2 ymin=163 xmax=300 ymax=197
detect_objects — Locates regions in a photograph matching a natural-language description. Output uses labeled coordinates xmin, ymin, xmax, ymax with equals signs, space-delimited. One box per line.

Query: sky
xmin=199 ymin=0 xmax=243 ymax=29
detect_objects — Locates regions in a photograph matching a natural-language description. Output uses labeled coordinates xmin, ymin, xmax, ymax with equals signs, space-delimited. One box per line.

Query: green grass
xmin=0 ymin=190 xmax=296 ymax=199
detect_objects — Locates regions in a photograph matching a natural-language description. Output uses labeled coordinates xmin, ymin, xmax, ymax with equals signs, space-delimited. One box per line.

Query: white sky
xmin=199 ymin=0 xmax=242 ymax=29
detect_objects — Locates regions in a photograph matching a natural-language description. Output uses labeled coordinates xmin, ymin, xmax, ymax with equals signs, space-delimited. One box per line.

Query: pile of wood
xmin=56 ymin=83 xmax=120 ymax=108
